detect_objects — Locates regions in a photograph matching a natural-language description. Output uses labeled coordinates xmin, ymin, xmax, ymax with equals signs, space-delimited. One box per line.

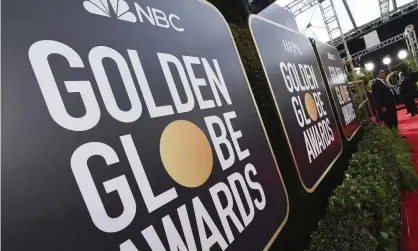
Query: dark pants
xmin=403 ymin=95 xmax=417 ymax=115
xmin=401 ymin=88 xmax=416 ymax=114
xmin=380 ymin=104 xmax=398 ymax=129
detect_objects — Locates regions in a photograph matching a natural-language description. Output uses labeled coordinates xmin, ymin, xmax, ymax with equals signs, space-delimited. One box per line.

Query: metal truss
xmin=405 ymin=24 xmax=418 ymax=67
xmin=341 ymin=1 xmax=417 ymax=44
xmin=284 ymin=0 xmax=317 ymax=16
xmin=345 ymin=24 xmax=417 ymax=64
xmin=378 ymin=0 xmax=390 ymax=23
xmin=348 ymin=33 xmax=405 ymax=60
xmin=284 ymin=0 xmax=418 ymax=46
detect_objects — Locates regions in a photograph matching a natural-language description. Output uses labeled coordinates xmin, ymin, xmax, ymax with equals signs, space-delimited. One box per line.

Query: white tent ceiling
xmin=277 ymin=0 xmax=415 ymax=42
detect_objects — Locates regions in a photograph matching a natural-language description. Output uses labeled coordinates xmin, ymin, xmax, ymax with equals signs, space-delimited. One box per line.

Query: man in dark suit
xmin=372 ymin=70 xmax=398 ymax=129
xmin=399 ymin=71 xmax=417 ymax=117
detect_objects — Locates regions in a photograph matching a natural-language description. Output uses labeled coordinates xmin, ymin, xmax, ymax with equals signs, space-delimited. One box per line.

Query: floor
xmin=398 ymin=107 xmax=418 ymax=251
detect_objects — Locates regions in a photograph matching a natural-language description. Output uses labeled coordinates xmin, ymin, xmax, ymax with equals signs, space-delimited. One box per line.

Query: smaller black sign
xmin=249 ymin=15 xmax=342 ymax=192
xmin=313 ymin=40 xmax=361 ymax=141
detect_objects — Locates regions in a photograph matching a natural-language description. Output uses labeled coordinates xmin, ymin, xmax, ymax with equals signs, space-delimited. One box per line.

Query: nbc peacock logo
xmin=83 ymin=0 xmax=137 ymax=22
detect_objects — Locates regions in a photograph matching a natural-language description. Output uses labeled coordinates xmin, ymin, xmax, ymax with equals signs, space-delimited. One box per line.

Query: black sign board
xmin=1 ymin=1 xmax=288 ymax=250
xmin=313 ymin=40 xmax=361 ymax=140
xmin=249 ymin=15 xmax=342 ymax=192
xmin=258 ymin=1 xmax=299 ymax=31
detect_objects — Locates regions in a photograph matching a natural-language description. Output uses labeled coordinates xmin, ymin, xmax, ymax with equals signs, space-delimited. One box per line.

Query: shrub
xmin=308 ymin=210 xmax=377 ymax=251
xmin=358 ymin=123 xmax=418 ymax=191
xmin=229 ymin=24 xmax=269 ymax=99
xmin=307 ymin=122 xmax=418 ymax=251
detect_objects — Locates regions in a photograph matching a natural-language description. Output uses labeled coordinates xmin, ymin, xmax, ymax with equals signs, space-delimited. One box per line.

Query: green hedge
xmin=307 ymin=121 xmax=418 ymax=251
xmin=229 ymin=24 xmax=269 ymax=99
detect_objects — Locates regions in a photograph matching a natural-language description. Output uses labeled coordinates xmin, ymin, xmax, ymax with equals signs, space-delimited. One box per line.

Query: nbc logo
xmin=83 ymin=0 xmax=185 ymax=32
xmin=83 ymin=0 xmax=137 ymax=22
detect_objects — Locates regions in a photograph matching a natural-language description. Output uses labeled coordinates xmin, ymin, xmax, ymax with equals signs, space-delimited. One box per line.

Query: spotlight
xmin=365 ymin=63 xmax=374 ymax=71
xmin=383 ymin=56 xmax=391 ymax=65
xmin=398 ymin=49 xmax=408 ymax=60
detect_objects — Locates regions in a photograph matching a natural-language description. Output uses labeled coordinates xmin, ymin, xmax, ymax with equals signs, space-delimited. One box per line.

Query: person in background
xmin=399 ymin=71 xmax=417 ymax=117
xmin=394 ymin=71 xmax=412 ymax=114
xmin=406 ymin=67 xmax=418 ymax=98
xmin=372 ymin=70 xmax=398 ymax=129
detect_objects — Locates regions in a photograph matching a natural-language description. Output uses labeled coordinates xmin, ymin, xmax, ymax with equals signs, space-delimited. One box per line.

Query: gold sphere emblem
xmin=160 ymin=120 xmax=213 ymax=188
xmin=339 ymin=85 xmax=347 ymax=104
xmin=304 ymin=93 xmax=318 ymax=122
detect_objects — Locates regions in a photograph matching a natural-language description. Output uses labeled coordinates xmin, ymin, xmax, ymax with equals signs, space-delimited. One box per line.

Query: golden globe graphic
xmin=339 ymin=85 xmax=347 ymax=104
xmin=160 ymin=120 xmax=214 ymax=188
xmin=304 ymin=93 xmax=318 ymax=122
xmin=2 ymin=0 xmax=288 ymax=250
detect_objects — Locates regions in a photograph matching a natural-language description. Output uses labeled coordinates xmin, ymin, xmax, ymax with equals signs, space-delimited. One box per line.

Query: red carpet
xmin=399 ymin=108 xmax=418 ymax=251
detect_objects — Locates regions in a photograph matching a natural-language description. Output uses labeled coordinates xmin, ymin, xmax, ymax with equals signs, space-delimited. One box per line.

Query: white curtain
xmin=362 ymin=30 xmax=380 ymax=49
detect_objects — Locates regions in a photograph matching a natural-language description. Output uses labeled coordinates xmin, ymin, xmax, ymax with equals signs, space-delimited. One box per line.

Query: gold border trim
xmin=248 ymin=14 xmax=343 ymax=193
xmin=312 ymin=39 xmax=361 ymax=142
xmin=199 ymin=1 xmax=290 ymax=250
xmin=346 ymin=124 xmax=361 ymax=141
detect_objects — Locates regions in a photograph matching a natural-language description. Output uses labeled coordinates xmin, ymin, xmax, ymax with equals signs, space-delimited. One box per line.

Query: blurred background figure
xmin=372 ymin=70 xmax=398 ymax=129
xmin=399 ymin=71 xmax=417 ymax=117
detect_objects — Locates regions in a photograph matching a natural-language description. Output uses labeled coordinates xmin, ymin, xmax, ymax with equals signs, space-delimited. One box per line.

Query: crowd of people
xmin=371 ymin=69 xmax=418 ymax=132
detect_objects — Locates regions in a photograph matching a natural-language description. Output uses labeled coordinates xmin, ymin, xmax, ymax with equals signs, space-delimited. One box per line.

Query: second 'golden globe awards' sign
xmin=313 ymin=40 xmax=361 ymax=140
xmin=249 ymin=15 xmax=343 ymax=192
xmin=1 ymin=0 xmax=288 ymax=250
